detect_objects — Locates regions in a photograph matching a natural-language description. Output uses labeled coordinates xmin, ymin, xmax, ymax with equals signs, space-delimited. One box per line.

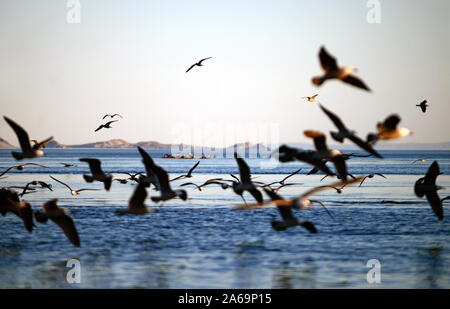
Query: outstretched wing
xmin=128 ymin=183 xmax=148 ymax=211
xmin=186 ymin=161 xmax=200 ymax=177
xmin=318 ymin=46 xmax=339 ymax=72
xmin=3 ymin=116 xmax=33 ymax=154
xmin=319 ymin=105 xmax=348 ymax=132
xmin=79 ymin=158 xmax=104 ymax=175
xmin=347 ymin=134 xmax=383 ymax=158
xmin=342 ymin=75 xmax=371 ymax=91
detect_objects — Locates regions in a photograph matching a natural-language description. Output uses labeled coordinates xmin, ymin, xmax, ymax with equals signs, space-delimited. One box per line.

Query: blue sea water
xmin=0 ymin=148 xmax=449 ymax=288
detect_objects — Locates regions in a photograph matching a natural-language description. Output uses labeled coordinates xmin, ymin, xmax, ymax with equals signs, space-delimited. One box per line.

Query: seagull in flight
xmin=263 ymin=188 xmax=317 ymax=233
xmin=416 ymin=100 xmax=428 ymax=113
xmin=170 ymin=161 xmax=200 ymax=182
xmin=95 ymin=120 xmax=118 ymax=132
xmin=34 ymin=199 xmax=81 ymax=247
xmin=412 ymin=158 xmax=427 ymax=164
xmin=414 ymin=161 xmax=445 ymax=220
xmin=102 ymin=114 xmax=123 ymax=120
xmin=302 ymin=94 xmax=319 ymax=103
xmin=358 ymin=173 xmax=387 ymax=186
xmin=312 ymin=46 xmax=370 ymax=91
xmin=0 ymin=163 xmax=49 ymax=177
xmin=319 ymin=104 xmax=382 ymax=158
xmin=137 ymin=147 xmax=187 ymax=202
xmin=3 ymin=116 xmax=53 ymax=160
xmin=79 ymin=158 xmax=113 ymax=191
xmin=1 ymin=188 xmax=34 ymax=233
xmin=367 ymin=114 xmax=412 ymax=145
xmin=115 ymin=182 xmax=158 ymax=215
xmin=186 ymin=57 xmax=212 ymax=73
xmin=50 ymin=175 xmax=100 ymax=196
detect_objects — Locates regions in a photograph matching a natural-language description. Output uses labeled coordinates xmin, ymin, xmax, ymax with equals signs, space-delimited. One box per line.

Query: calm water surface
xmin=0 ymin=149 xmax=449 ymax=288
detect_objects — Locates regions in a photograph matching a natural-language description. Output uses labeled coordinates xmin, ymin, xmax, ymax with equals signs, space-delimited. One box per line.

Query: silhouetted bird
xmin=367 ymin=114 xmax=412 ymax=145
xmin=312 ymin=46 xmax=370 ymax=91
xmin=170 ymin=161 xmax=200 ymax=182
xmin=79 ymin=158 xmax=113 ymax=191
xmin=3 ymin=116 xmax=53 ymax=160
xmin=319 ymin=104 xmax=382 ymax=158
xmin=94 ymin=120 xmax=118 ymax=132
xmin=416 ymin=100 xmax=428 ymax=113
xmin=414 ymin=161 xmax=444 ymax=220
xmin=0 ymin=163 xmax=49 ymax=177
xmin=34 ymin=199 xmax=80 ymax=247
xmin=50 ymin=175 xmax=100 ymax=196
xmin=0 ymin=188 xmax=34 ymax=232
xmin=186 ymin=57 xmax=212 ymax=73
xmin=115 ymin=182 xmax=158 ymax=215
xmin=102 ymin=114 xmax=123 ymax=119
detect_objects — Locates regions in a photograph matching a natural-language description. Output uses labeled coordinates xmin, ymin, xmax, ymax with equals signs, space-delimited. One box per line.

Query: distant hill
xmin=280 ymin=141 xmax=450 ymax=151
xmin=0 ymin=138 xmax=15 ymax=148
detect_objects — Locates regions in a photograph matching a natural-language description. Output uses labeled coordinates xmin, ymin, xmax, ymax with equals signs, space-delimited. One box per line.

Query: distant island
xmin=0 ymin=137 xmax=449 ymax=151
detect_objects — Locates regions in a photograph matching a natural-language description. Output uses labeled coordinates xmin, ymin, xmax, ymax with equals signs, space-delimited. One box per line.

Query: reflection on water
xmin=414 ymin=244 xmax=445 ymax=288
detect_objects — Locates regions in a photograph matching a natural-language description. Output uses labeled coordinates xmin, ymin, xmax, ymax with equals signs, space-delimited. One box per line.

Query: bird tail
xmin=11 ymin=152 xmax=24 ymax=160
xmin=83 ymin=175 xmax=94 ymax=183
xmin=312 ymin=76 xmax=325 ymax=86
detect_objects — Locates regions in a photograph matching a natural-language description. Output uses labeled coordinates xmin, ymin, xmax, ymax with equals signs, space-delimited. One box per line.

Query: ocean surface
xmin=0 ymin=148 xmax=449 ymax=289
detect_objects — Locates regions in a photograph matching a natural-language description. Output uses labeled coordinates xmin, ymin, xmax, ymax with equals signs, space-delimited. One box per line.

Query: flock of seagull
xmin=0 ymin=46 xmax=448 ymax=248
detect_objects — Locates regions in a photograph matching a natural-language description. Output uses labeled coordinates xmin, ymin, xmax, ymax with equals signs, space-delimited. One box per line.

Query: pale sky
xmin=0 ymin=0 xmax=449 ymax=147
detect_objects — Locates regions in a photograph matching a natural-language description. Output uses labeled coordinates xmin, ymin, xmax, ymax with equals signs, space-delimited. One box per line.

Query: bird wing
xmin=342 ymin=75 xmax=371 ymax=91
xmin=150 ymin=163 xmax=172 ymax=194
xmin=318 ymin=46 xmax=339 ymax=72
xmin=235 ymin=156 xmax=252 ymax=185
xmin=186 ymin=161 xmax=200 ymax=177
xmin=79 ymin=158 xmax=104 ymax=175
xmin=382 ymin=114 xmax=401 ymax=131
xmin=102 ymin=114 xmax=111 ymax=119
xmin=280 ymin=168 xmax=302 ymax=183
xmin=186 ymin=64 xmax=196 ymax=73
xmin=299 ymin=177 xmax=364 ymax=201
xmin=374 ymin=173 xmax=386 ymax=179
xmin=425 ymin=190 xmax=444 ymax=220
xmin=247 ymin=188 xmax=263 ymax=204
xmin=75 ymin=189 xmax=100 ymax=193
xmin=137 ymin=147 xmax=156 ymax=176
xmin=128 ymin=183 xmax=148 ymax=211
xmin=198 ymin=57 xmax=212 ymax=64
xmin=423 ymin=161 xmax=439 ymax=185
xmin=94 ymin=124 xmax=104 ymax=132
xmin=0 ymin=166 xmax=15 ymax=177
xmin=43 ymin=199 xmax=80 ymax=247
xmin=347 ymin=134 xmax=383 ymax=158
xmin=3 ymin=116 xmax=33 ymax=154
xmin=420 ymin=105 xmax=427 ymax=113
xmin=105 ymin=120 xmax=118 ymax=127
xmin=319 ymin=104 xmax=348 ymax=132
xmin=263 ymin=188 xmax=295 ymax=221
xmin=304 ymin=130 xmax=328 ymax=152
xmin=112 ymin=114 xmax=123 ymax=118
xmin=50 ymin=175 xmax=73 ymax=191
xmin=35 ymin=136 xmax=53 ymax=150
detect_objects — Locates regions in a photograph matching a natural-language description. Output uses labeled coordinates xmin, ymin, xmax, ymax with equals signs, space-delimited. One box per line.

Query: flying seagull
xmin=232 ymin=154 xmax=264 ymax=204
xmin=312 ymin=46 xmax=370 ymax=91
xmin=137 ymin=147 xmax=187 ymax=202
xmin=115 ymin=182 xmax=158 ymax=215
xmin=79 ymin=158 xmax=113 ymax=191
xmin=18 ymin=181 xmax=53 ymax=197
xmin=31 ymin=139 xmax=51 ymax=150
xmin=180 ymin=178 xmax=224 ymax=191
xmin=94 ymin=120 xmax=118 ymax=132
xmin=367 ymin=114 xmax=412 ymax=145
xmin=0 ymin=188 xmax=34 ymax=233
xmin=186 ymin=57 xmax=212 ymax=73
xmin=50 ymin=175 xmax=100 ymax=196
xmin=235 ymin=178 xmax=361 ymax=215
xmin=414 ymin=161 xmax=444 ymax=220
xmin=263 ymin=188 xmax=317 ymax=233
xmin=319 ymin=104 xmax=382 ymax=158
xmin=60 ymin=163 xmax=76 ymax=167
xmin=359 ymin=173 xmax=387 ymax=187
xmin=34 ymin=199 xmax=80 ymax=247
xmin=302 ymin=94 xmax=319 ymax=103
xmin=0 ymin=163 xmax=49 ymax=177
xmin=102 ymin=114 xmax=123 ymax=120
xmin=3 ymin=116 xmax=53 ymax=160
xmin=170 ymin=161 xmax=200 ymax=182
xmin=416 ymin=100 xmax=428 ymax=113
xmin=412 ymin=158 xmax=427 ymax=164
xmin=304 ymin=130 xmax=349 ymax=181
